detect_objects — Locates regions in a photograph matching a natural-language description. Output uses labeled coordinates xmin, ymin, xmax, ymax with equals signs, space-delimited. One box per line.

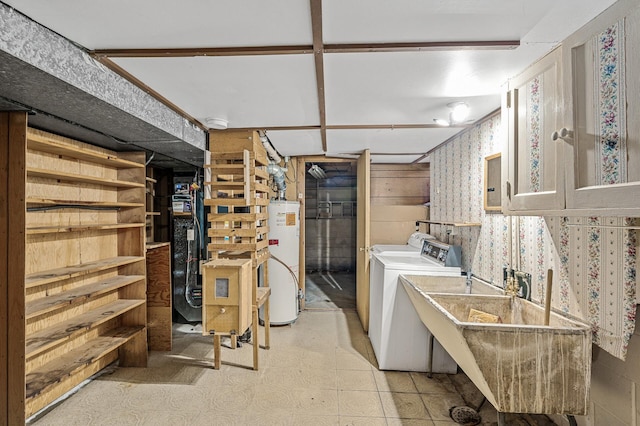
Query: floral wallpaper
xmin=527 ymin=76 xmax=542 ymax=192
xmin=429 ymin=112 xmax=637 ymax=360
xmin=595 ymin=20 xmax=626 ymax=185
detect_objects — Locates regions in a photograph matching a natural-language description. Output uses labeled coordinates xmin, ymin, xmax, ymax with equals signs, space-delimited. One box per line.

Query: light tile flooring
xmin=29 ymin=273 xmax=556 ymax=425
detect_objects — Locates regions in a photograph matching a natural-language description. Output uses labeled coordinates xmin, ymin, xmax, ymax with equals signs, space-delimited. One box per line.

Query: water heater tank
xmin=264 ymin=200 xmax=300 ymax=325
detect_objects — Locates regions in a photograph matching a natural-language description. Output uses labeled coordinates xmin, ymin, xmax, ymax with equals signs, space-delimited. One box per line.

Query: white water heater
xmin=264 ymin=200 xmax=300 ymax=325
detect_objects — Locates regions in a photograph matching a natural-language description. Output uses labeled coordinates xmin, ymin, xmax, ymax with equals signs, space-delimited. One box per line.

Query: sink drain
xmin=449 ymin=405 xmax=481 ymax=425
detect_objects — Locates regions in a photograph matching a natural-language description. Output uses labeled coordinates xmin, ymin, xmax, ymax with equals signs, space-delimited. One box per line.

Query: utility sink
xmin=400 ymin=274 xmax=504 ymax=295
xmin=400 ymin=276 xmax=592 ymax=415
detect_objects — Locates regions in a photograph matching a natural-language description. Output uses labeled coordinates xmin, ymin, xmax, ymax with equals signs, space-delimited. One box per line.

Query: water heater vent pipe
xmin=258 ymin=130 xmax=282 ymax=164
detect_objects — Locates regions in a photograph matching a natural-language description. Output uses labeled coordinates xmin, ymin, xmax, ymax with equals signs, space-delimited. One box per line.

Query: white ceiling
xmin=4 ymin=0 xmax=617 ymax=163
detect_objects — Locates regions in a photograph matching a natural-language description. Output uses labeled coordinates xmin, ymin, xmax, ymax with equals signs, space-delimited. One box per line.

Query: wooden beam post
xmin=0 ymin=112 xmax=27 ymax=426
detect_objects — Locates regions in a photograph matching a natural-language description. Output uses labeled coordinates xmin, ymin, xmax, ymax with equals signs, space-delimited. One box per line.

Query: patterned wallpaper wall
xmin=429 ymin=113 xmax=638 ymax=360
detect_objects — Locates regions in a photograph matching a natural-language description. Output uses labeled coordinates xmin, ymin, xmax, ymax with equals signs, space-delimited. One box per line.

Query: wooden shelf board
xmin=207 ymin=212 xmax=268 ymax=222
xmin=255 ymin=169 xmax=269 ymax=179
xmin=204 ymin=198 xmax=250 ymax=207
xmin=208 ymin=226 xmax=269 ymax=237
xmin=208 ymin=240 xmax=269 ymax=252
xmin=26 ymin=222 xmax=145 ymax=235
xmin=146 ymin=211 xmax=161 ymax=216
xmin=208 ymin=182 xmax=250 ymax=188
xmin=209 ymin=222 xmax=264 ymax=230
xmin=204 ymin=197 xmax=269 ymax=207
xmin=27 ymin=167 xmax=145 ymax=189
xmin=26 ymin=256 xmax=144 ymax=289
xmin=206 ymin=151 xmax=259 ymax=159
xmin=26 ymin=274 xmax=145 ymax=319
xmin=255 ymin=287 xmax=271 ymax=308
xmin=26 ymin=198 xmax=143 ymax=208
xmin=145 ymin=176 xmax=157 ymax=183
xmin=26 ymin=299 xmax=145 ymax=360
xmin=146 ymin=242 xmax=170 ymax=250
xmin=254 ymin=197 xmax=270 ymax=206
xmin=27 ymin=133 xmax=144 ymax=169
xmin=208 ymin=183 xmax=270 ymax=193
xmin=25 ymin=325 xmax=145 ymax=400
xmin=210 ymin=248 xmax=270 ymax=266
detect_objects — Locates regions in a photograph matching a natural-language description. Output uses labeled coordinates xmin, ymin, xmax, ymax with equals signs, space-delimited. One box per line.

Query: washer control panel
xmin=421 ymin=240 xmax=462 ymax=267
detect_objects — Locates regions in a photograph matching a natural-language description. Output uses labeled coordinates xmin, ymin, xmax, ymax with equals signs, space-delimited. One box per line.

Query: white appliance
xmin=369 ymin=239 xmax=462 ymax=372
xmin=264 ymin=200 xmax=300 ymax=325
xmin=370 ymin=232 xmax=435 ymax=255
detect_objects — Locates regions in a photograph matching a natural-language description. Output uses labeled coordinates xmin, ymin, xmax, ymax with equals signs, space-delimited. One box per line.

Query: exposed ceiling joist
xmin=323 ymin=40 xmax=519 ymax=53
xmin=91 ymin=41 xmax=519 ymax=59
xmin=232 ymin=125 xmax=320 ymax=132
xmin=326 ymin=124 xmax=469 ymax=130
xmin=92 ymin=45 xmax=314 ymax=58
xmin=310 ymin=0 xmax=327 ymax=152
xmin=221 ymin=122 xmax=470 ymax=131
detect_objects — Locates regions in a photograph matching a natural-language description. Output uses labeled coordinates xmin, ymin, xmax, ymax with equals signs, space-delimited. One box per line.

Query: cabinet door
xmin=504 ymin=47 xmax=564 ymax=213
xmin=563 ymin=0 xmax=640 ymax=213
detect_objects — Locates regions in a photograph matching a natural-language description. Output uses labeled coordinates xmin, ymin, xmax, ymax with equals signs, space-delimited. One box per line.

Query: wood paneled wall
xmin=0 ymin=112 xmax=27 ymax=426
xmin=370 ymin=163 xmax=430 ymax=205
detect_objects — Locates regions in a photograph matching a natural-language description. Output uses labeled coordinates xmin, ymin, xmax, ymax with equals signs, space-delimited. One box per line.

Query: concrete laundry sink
xmin=400 ymin=277 xmax=592 ymax=415
xmin=400 ymin=274 xmax=503 ymax=295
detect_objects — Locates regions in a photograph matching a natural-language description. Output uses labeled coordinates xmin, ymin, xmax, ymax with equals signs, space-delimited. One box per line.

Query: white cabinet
xmin=562 ymin=0 xmax=640 ymax=214
xmin=503 ymin=47 xmax=565 ymax=214
xmin=504 ymin=0 xmax=640 ymax=216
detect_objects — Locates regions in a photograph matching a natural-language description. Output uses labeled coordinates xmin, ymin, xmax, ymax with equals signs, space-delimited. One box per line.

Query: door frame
xmin=294 ymin=156 xmax=360 ymax=311
xmin=356 ymin=150 xmax=371 ymax=331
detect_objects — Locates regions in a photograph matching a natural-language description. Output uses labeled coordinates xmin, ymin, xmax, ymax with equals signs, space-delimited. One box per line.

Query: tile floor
xmin=29 ymin=273 xmax=556 ymax=425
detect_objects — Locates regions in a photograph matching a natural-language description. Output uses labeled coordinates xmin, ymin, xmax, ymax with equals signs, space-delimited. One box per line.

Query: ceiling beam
xmin=324 ymin=40 xmax=520 ymax=53
xmin=91 ymin=45 xmax=314 ymax=58
xmin=228 ymin=122 xmax=470 ymax=132
xmin=310 ymin=0 xmax=327 ymax=152
xmin=227 ymin=125 xmax=321 ymax=132
xmin=326 ymin=123 xmax=469 ymax=130
xmin=92 ymin=40 xmax=519 ymax=59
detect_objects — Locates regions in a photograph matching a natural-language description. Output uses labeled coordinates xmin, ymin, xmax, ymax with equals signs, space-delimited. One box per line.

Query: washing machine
xmin=369 ymin=239 xmax=462 ymax=372
xmin=370 ymin=232 xmax=435 ymax=255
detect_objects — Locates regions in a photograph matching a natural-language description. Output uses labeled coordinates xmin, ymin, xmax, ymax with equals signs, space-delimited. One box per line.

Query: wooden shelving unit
xmin=205 ymin=135 xmax=271 ymax=268
xmin=204 ymin=130 xmax=272 ymax=365
xmin=24 ymin=128 xmax=147 ymax=417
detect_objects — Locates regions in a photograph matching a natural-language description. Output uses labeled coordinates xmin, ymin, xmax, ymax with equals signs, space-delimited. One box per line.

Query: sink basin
xmin=400 ymin=274 xmax=503 ymax=295
xmin=400 ymin=277 xmax=592 ymax=415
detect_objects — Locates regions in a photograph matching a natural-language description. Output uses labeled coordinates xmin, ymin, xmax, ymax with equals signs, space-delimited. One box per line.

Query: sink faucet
xmin=465 ymin=272 xmax=473 ymax=294
xmin=505 ymin=271 xmax=519 ymax=297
